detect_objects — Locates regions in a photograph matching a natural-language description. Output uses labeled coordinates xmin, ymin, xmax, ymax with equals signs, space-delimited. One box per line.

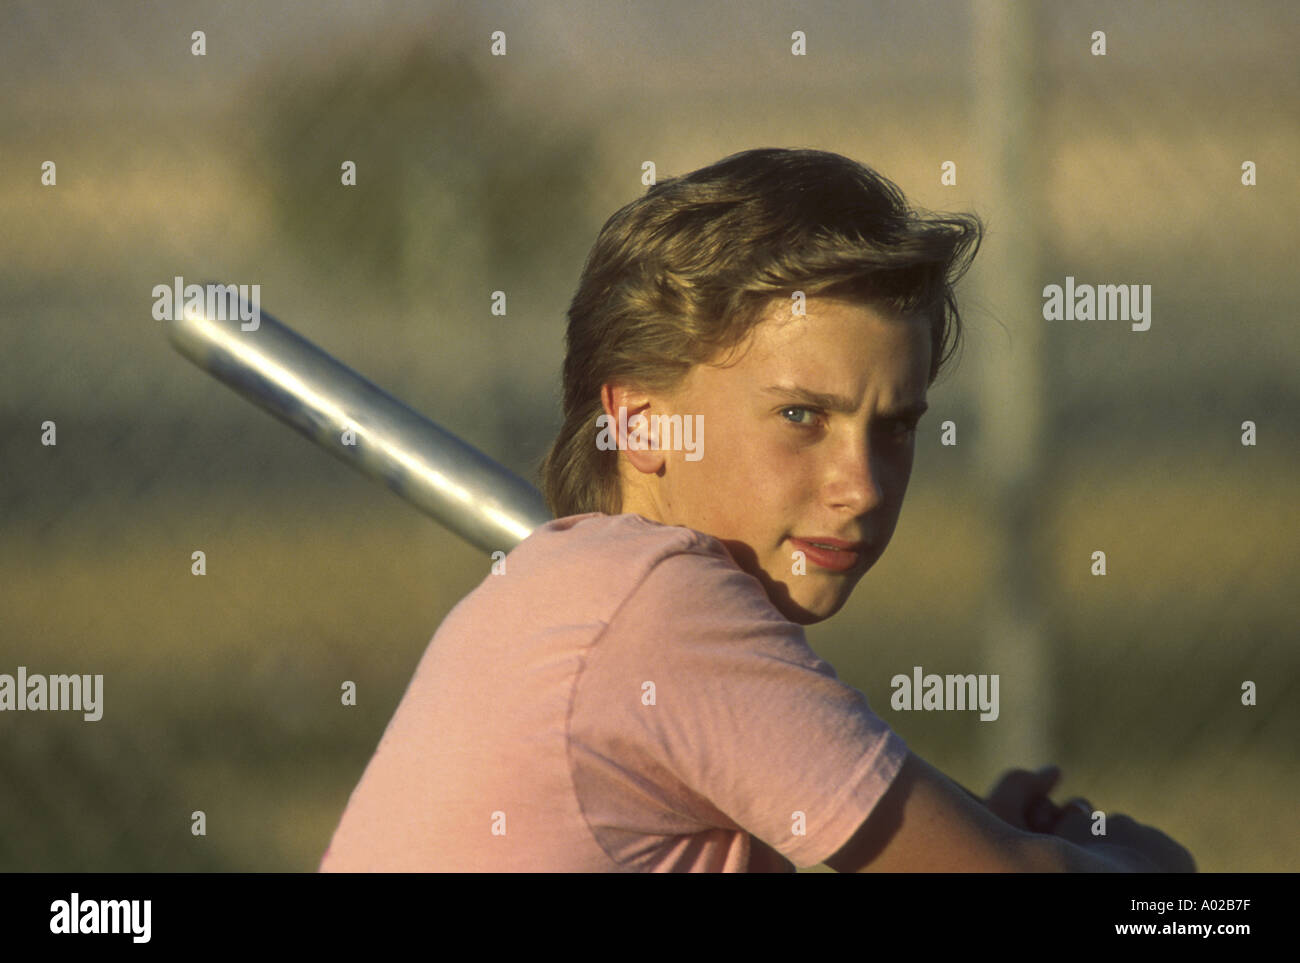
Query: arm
xmin=824 ymin=751 xmax=1181 ymax=872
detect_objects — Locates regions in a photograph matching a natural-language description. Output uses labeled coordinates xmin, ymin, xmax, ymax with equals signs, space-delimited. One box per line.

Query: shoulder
xmin=517 ymin=512 xmax=740 ymax=589
xmin=547 ymin=514 xmax=776 ymax=608
xmin=526 ymin=511 xmax=714 ymax=554
xmin=565 ymin=517 xmax=818 ymax=666
xmin=473 ymin=512 xmax=797 ymax=649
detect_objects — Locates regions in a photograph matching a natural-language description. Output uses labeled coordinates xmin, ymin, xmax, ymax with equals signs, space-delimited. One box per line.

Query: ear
xmin=601 ymin=382 xmax=666 ymax=475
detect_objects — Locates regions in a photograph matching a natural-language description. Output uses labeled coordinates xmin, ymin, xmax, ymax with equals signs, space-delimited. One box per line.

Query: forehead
xmin=715 ymin=296 xmax=932 ymax=378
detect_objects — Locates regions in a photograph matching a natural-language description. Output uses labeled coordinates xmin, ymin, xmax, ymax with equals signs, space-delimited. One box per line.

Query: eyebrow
xmin=760 ymin=384 xmax=929 ymax=419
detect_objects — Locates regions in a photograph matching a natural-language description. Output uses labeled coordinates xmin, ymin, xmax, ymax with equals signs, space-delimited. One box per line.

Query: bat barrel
xmin=166 ymin=294 xmax=553 ymax=554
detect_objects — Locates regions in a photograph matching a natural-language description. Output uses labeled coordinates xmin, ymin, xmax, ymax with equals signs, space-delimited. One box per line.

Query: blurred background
xmin=1 ymin=0 xmax=1295 ymax=872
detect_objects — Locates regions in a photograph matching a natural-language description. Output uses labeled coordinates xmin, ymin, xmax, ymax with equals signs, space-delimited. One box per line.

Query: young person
xmin=320 ymin=148 xmax=1196 ymax=872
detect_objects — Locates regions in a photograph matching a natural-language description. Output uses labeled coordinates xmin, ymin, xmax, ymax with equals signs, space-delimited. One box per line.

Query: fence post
xmin=970 ymin=0 xmax=1054 ymax=774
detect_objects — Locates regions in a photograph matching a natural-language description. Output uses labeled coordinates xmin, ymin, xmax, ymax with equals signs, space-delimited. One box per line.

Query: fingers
xmin=1027 ymin=795 xmax=1060 ymax=833
xmin=1049 ymin=805 xmax=1199 ymax=872
xmin=1063 ymin=796 xmax=1093 ymax=815
xmin=985 ymin=764 xmax=1064 ymax=830
xmin=986 ymin=764 xmax=1061 ymax=803
xmin=1050 ymin=796 xmax=1098 ymax=845
xmin=1025 ymin=764 xmax=1063 ymax=796
xmin=997 ymin=777 xmax=1200 ymax=873
xmin=1106 ymin=813 xmax=1199 ymax=873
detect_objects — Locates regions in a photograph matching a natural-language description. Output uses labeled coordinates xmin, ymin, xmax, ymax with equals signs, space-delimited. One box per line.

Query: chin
xmin=747 ymin=560 xmax=855 ymax=626
xmin=780 ymin=594 xmax=845 ymax=626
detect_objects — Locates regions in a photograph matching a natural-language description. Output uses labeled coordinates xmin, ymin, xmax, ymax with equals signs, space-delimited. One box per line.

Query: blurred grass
xmin=1 ymin=450 xmax=1294 ymax=872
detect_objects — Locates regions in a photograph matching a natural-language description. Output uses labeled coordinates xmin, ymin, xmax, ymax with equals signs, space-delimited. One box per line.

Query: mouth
xmin=788 ymin=536 xmax=867 ymax=573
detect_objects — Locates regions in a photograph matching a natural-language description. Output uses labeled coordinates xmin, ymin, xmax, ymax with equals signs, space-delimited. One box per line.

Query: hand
xmin=1048 ymin=798 xmax=1198 ymax=872
xmin=982 ymin=764 xmax=1066 ymax=833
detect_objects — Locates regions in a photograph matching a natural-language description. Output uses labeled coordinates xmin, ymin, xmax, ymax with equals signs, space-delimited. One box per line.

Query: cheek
xmin=745 ymin=441 xmax=809 ymax=509
xmin=881 ymin=443 xmax=915 ymax=487
xmin=875 ymin=456 xmax=915 ymax=529
xmin=700 ymin=442 xmax=776 ymax=530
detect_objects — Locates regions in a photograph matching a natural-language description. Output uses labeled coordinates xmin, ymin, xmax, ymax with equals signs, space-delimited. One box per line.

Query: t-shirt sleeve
xmin=567 ymin=541 xmax=909 ymax=869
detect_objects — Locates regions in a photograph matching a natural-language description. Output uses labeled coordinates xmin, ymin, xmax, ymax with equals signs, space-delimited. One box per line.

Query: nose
xmin=824 ymin=436 xmax=885 ymax=516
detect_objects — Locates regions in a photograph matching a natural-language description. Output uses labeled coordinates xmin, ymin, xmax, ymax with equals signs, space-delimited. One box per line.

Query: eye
xmin=879 ymin=418 xmax=920 ymax=441
xmin=892 ymin=419 xmax=921 ymax=439
xmin=779 ymin=405 xmax=820 ymax=427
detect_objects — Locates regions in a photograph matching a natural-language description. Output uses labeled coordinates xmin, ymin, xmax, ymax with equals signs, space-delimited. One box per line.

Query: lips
xmin=793 ymin=535 xmax=867 ymax=551
xmin=788 ymin=536 xmax=867 ymax=573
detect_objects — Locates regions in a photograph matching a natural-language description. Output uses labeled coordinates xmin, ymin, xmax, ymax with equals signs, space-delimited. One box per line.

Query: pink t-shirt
xmin=319 ymin=511 xmax=908 ymax=872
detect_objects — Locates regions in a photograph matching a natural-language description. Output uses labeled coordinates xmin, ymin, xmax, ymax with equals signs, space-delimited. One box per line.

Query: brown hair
xmin=539 ymin=147 xmax=983 ymax=519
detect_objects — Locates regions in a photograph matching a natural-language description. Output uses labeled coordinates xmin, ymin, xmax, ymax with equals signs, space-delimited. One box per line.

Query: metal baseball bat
xmin=165 ymin=293 xmax=553 ymax=554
